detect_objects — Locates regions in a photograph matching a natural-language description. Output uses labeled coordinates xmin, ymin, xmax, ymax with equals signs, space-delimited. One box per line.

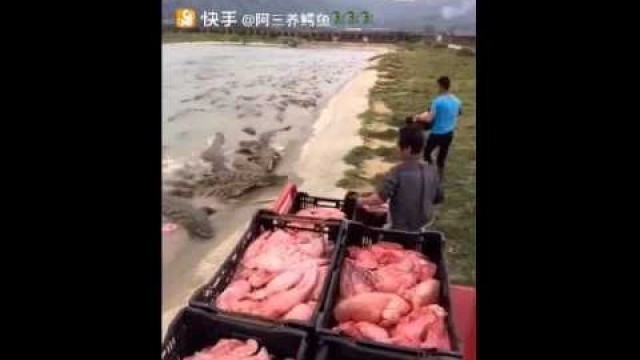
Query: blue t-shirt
xmin=431 ymin=94 xmax=462 ymax=134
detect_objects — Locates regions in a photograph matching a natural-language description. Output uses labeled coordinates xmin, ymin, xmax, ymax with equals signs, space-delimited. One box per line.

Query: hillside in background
xmin=162 ymin=0 xmax=475 ymax=34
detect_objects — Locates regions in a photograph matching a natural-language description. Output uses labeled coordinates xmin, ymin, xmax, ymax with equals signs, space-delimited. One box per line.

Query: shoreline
xmin=161 ymin=51 xmax=385 ymax=336
xmin=294 ymin=53 xmax=386 ymax=197
xmin=162 ymin=38 xmax=394 ymax=52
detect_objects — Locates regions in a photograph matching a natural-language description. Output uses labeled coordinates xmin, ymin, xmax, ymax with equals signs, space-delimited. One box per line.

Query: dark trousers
xmin=424 ymin=131 xmax=454 ymax=174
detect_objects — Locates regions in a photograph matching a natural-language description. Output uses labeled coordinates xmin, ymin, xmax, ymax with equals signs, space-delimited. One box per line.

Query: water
xmin=162 ymin=43 xmax=376 ymax=172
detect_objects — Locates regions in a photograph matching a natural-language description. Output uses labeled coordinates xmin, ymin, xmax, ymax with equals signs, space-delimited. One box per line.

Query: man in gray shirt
xmin=357 ymin=126 xmax=443 ymax=231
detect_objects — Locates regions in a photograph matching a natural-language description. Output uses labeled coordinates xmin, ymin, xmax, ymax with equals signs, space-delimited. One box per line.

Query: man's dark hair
xmin=437 ymin=76 xmax=451 ymax=90
xmin=398 ymin=126 xmax=424 ymax=154
xmin=405 ymin=116 xmax=415 ymax=125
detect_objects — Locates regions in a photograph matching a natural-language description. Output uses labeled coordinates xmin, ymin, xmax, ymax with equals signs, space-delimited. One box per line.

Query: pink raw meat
xmin=374 ymin=263 xmax=418 ymax=293
xmin=376 ymin=241 xmax=404 ymax=250
xmin=311 ymin=266 xmax=328 ymax=301
xmin=269 ymin=229 xmax=298 ymax=247
xmin=226 ymin=299 xmax=262 ymax=315
xmin=415 ymin=262 xmax=437 ymax=281
xmin=249 ymin=247 xmax=322 ymax=274
xmin=296 ymin=207 xmax=345 ymax=220
xmin=355 ymin=322 xmax=391 ymax=343
xmin=293 ymin=257 xmax=330 ymax=269
xmin=339 ymin=259 xmax=374 ymax=299
xmin=370 ymin=244 xmax=405 ymax=265
xmin=247 ymin=269 xmax=277 ymax=288
xmin=408 ymin=279 xmax=440 ymax=309
xmin=404 ymin=251 xmax=437 ymax=281
xmin=216 ymin=219 xmax=335 ymax=325
xmin=391 ymin=307 xmax=435 ymax=346
xmin=187 ymin=338 xmax=277 ymax=360
xmin=296 ymin=231 xmax=325 ymax=257
xmin=348 ymin=246 xmax=378 ymax=269
xmin=243 ymin=230 xmax=296 ymax=270
xmin=186 ymin=339 xmax=248 ymax=360
xmin=335 ymin=321 xmax=362 ymax=338
xmin=247 ymin=269 xmax=303 ymax=300
xmin=258 ymin=266 xmax=318 ymax=319
xmin=202 ymin=339 xmax=245 ymax=357
xmin=379 ymin=293 xmax=413 ymax=327
xmin=282 ymin=302 xmax=314 ymax=321
xmin=393 ymin=257 xmax=416 ymax=272
xmin=423 ymin=305 xmax=451 ymax=350
xmin=243 ymin=231 xmax=272 ymax=260
xmin=287 ymin=221 xmax=316 ymax=230
xmin=334 ymin=292 xmax=410 ymax=324
xmin=226 ymin=339 xmax=259 ymax=357
xmin=232 ymin=264 xmax=251 ymax=281
xmin=324 ymin=237 xmax=335 ymax=255
xmin=416 ymin=261 xmax=437 ymax=281
xmin=216 ymin=280 xmax=251 ymax=310
xmin=335 ymin=321 xmax=391 ymax=343
xmin=247 ymin=251 xmax=287 ymax=273
xmin=332 ymin=241 xmax=449 ymax=351
xmin=362 ymin=203 xmax=388 ymax=215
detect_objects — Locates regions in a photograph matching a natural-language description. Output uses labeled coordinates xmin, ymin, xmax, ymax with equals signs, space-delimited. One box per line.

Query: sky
xmin=440 ymin=0 xmax=476 ymax=20
xmin=163 ymin=0 xmax=476 ymax=32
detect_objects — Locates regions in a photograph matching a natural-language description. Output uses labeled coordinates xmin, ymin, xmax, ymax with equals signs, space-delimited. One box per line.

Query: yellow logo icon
xmin=175 ymin=8 xmax=197 ymax=29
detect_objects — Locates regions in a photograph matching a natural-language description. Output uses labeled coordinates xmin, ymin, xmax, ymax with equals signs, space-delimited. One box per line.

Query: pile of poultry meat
xmin=215 ymin=208 xmax=344 ymax=322
xmin=333 ymin=241 xmax=451 ymax=350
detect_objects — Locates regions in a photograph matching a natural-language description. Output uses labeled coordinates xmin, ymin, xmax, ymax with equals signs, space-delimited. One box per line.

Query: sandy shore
xmin=161 ymin=49 xmax=387 ymax=337
xmin=294 ymin=65 xmax=381 ymax=197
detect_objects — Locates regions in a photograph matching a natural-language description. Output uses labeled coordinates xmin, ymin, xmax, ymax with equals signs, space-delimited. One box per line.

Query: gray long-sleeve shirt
xmin=377 ymin=158 xmax=443 ymax=231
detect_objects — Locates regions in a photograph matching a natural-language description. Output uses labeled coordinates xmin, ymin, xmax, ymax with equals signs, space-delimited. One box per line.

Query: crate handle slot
xmin=313 ymin=199 xmax=341 ymax=207
xmin=263 ymin=212 xmax=338 ymax=225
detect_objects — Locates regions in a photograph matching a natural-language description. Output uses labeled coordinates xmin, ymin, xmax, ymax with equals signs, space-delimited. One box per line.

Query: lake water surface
xmin=162 ymin=43 xmax=377 ymax=174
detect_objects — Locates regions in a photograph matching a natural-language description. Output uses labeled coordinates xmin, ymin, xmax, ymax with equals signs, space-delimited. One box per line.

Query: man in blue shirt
xmin=415 ymin=76 xmax=462 ymax=178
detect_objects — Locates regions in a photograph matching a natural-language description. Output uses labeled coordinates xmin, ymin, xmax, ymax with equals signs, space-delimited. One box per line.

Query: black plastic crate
xmin=189 ymin=209 xmax=347 ymax=331
xmin=288 ymin=191 xmax=357 ymax=220
xmin=316 ymin=222 xmax=461 ymax=359
xmin=314 ymin=337 xmax=462 ymax=360
xmin=288 ymin=190 xmax=388 ymax=228
xmin=162 ymin=307 xmax=308 ymax=360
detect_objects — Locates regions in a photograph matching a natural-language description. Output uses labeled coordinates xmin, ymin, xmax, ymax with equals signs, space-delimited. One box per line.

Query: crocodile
xmin=162 ymin=195 xmax=216 ymax=239
xmin=164 ymin=127 xmax=290 ymax=201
